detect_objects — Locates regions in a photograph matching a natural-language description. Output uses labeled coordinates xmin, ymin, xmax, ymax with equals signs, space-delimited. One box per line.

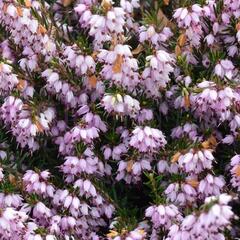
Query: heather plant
xmin=0 ymin=0 xmax=240 ymax=239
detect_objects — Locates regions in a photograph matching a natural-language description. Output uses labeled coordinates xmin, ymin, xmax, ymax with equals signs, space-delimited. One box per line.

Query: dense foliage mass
xmin=0 ymin=0 xmax=240 ymax=239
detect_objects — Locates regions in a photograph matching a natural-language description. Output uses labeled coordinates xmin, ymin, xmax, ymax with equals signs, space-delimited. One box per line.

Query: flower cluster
xmin=166 ymin=194 xmax=234 ymax=240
